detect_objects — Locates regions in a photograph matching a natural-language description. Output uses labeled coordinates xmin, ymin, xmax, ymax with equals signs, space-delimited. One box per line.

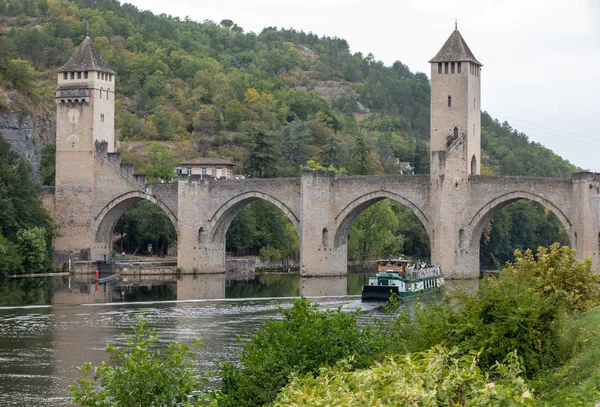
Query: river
xmin=0 ymin=273 xmax=383 ymax=406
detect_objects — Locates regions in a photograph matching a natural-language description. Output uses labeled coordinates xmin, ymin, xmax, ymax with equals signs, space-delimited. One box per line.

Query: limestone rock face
xmin=0 ymin=112 xmax=55 ymax=181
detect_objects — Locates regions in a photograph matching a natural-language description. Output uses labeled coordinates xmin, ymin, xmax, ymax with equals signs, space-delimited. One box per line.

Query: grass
xmin=533 ymin=305 xmax=600 ymax=405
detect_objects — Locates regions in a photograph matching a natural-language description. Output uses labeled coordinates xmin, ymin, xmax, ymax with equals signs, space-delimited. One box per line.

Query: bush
xmin=272 ymin=346 xmax=534 ymax=407
xmin=216 ymin=297 xmax=379 ymax=407
xmin=70 ymin=316 xmax=207 ymax=407
xmin=503 ymin=243 xmax=600 ymax=313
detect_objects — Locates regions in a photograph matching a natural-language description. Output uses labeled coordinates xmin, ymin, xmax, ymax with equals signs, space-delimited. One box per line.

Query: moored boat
xmin=361 ymin=259 xmax=444 ymax=301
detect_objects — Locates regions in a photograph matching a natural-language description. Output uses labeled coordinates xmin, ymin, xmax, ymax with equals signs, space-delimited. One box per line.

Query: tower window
xmin=438 ymin=63 xmax=442 ymax=74
xmin=444 ymin=62 xmax=449 ymax=74
xmin=63 ymin=72 xmax=67 ymax=80
xmin=109 ymin=74 xmax=112 ymax=81
xmin=453 ymin=127 xmax=458 ymax=138
xmin=70 ymin=72 xmax=74 ymax=79
xmin=77 ymin=72 xmax=81 ymax=79
xmin=107 ymin=90 xmax=109 ymax=99
xmin=84 ymin=72 xmax=88 ymax=79
xmin=99 ymin=89 xmax=102 ymax=99
xmin=322 ymin=228 xmax=329 ymax=246
xmin=447 ymin=95 xmax=451 ymax=107
xmin=100 ymin=113 xmax=104 ymax=122
xmin=97 ymin=72 xmax=100 ymax=79
xmin=451 ymin=62 xmax=455 ymax=73
xmin=457 ymin=62 xmax=461 ymax=73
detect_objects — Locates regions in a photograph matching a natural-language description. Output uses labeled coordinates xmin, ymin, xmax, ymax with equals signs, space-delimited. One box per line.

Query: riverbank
xmin=533 ymin=305 xmax=600 ymax=404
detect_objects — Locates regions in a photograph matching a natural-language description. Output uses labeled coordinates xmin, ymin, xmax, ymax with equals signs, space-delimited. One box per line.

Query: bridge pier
xmin=571 ymin=173 xmax=600 ymax=270
xmin=300 ymin=171 xmax=348 ymax=276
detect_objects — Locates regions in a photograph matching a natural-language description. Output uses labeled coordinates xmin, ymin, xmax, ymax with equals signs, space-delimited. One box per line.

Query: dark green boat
xmin=361 ymin=259 xmax=444 ymax=301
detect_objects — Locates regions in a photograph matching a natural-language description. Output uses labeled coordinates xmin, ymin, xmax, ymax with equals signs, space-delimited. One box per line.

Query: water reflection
xmin=0 ymin=272 xmax=375 ymax=307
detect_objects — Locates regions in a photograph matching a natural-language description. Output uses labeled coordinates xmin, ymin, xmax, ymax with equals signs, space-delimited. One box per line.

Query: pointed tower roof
xmin=57 ymin=36 xmax=115 ymax=74
xmin=429 ymin=29 xmax=482 ymax=66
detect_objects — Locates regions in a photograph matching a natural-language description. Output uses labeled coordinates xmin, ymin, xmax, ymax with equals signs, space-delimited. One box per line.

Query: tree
xmin=70 ymin=317 xmax=207 ymax=407
xmin=348 ymin=200 xmax=403 ymax=261
xmin=147 ymin=142 xmax=175 ymax=182
xmin=39 ymin=143 xmax=55 ymax=186
xmin=244 ymin=129 xmax=280 ymax=178
xmin=281 ymin=120 xmax=311 ymax=171
xmin=16 ymin=227 xmax=48 ymax=274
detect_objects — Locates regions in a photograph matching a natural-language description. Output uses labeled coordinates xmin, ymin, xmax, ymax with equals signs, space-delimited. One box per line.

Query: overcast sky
xmin=124 ymin=0 xmax=600 ymax=173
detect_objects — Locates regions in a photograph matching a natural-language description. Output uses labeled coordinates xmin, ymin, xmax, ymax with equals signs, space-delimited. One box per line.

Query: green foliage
xmin=217 ymin=297 xmax=379 ymax=407
xmin=272 ymin=347 xmax=534 ymax=407
xmin=114 ymin=200 xmax=176 ymax=256
xmin=299 ymin=159 xmax=346 ymax=174
xmin=70 ymin=316 xmax=207 ymax=407
xmin=502 ymin=243 xmax=600 ymax=313
xmin=226 ymin=200 xmax=299 ymax=259
xmin=147 ymin=142 xmax=175 ymax=182
xmin=348 ymin=199 xmax=404 ymax=261
xmin=480 ymin=201 xmax=570 ymax=266
xmin=0 ymin=135 xmax=52 ymax=275
xmin=244 ymin=129 xmax=280 ymax=178
xmin=39 ymin=143 xmax=55 ymax=186
xmin=16 ymin=227 xmax=48 ymax=273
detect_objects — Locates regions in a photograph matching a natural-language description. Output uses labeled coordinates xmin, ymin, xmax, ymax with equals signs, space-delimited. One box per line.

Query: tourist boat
xmin=361 ymin=259 xmax=444 ymax=301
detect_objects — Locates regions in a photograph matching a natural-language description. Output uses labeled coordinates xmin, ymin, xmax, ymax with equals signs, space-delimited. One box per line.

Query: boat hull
xmin=361 ymin=285 xmax=442 ymax=302
xmin=361 ymin=285 xmax=399 ymax=301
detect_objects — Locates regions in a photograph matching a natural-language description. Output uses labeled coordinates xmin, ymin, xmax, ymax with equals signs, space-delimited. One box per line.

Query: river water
xmin=0 ymin=273 xmax=382 ymax=406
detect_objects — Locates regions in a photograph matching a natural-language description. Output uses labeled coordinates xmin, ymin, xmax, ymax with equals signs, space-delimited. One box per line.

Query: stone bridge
xmin=47 ymin=149 xmax=600 ymax=278
xmin=47 ymin=29 xmax=600 ymax=278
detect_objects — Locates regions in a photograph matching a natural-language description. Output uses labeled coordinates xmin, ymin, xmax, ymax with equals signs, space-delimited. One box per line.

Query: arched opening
xmin=471 ymin=196 xmax=570 ymax=270
xmin=223 ymin=199 xmax=300 ymax=271
xmin=448 ymin=95 xmax=452 ymax=107
xmin=322 ymin=228 xmax=329 ymax=247
xmin=471 ymin=155 xmax=478 ymax=175
xmin=94 ymin=193 xmax=177 ymax=261
xmin=453 ymin=127 xmax=458 ymax=138
xmin=335 ymin=196 xmax=430 ymax=265
xmin=198 ymin=227 xmax=206 ymax=243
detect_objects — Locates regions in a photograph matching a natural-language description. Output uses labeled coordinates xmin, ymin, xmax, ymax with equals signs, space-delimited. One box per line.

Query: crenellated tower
xmin=428 ymin=26 xmax=483 ymax=277
xmin=54 ymin=36 xmax=116 ymax=261
xmin=429 ymin=26 xmax=482 ymax=177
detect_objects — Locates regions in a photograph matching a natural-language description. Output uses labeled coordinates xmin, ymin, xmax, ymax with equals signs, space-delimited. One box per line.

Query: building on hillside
xmin=175 ymin=157 xmax=236 ymax=179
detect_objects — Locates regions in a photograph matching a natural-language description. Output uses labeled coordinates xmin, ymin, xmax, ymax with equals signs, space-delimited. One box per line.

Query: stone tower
xmin=429 ymin=26 xmax=482 ymax=177
xmin=429 ymin=27 xmax=483 ymax=277
xmin=54 ymin=37 xmax=116 ymax=261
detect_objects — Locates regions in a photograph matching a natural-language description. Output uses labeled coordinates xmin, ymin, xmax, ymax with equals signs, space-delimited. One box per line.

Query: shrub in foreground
xmin=217 ymin=297 xmax=379 ymax=407
xmin=70 ymin=316 xmax=207 ymax=407
xmin=272 ymin=346 xmax=534 ymax=407
xmin=503 ymin=243 xmax=600 ymax=313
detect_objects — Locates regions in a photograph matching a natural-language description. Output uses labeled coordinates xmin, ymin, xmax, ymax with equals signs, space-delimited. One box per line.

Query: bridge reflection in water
xmin=49 ymin=273 xmax=370 ymax=305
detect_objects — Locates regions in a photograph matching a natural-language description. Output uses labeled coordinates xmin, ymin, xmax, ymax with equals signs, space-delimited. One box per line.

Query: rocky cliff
xmin=0 ymin=112 xmax=55 ymax=180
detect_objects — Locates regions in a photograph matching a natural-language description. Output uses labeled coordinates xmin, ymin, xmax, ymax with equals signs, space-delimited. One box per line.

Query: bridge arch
xmin=209 ymin=191 xmax=300 ymax=244
xmin=467 ymin=190 xmax=572 ymax=250
xmin=333 ymin=190 xmax=430 ymax=248
xmin=93 ymin=191 xmax=178 ymax=252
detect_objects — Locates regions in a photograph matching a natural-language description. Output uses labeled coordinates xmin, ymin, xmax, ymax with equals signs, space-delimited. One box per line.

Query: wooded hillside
xmin=0 ymin=0 xmax=578 ymax=265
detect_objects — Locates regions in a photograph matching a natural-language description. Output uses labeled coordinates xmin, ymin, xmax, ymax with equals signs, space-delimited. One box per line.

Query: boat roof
xmin=376 ymin=259 xmax=411 ymax=263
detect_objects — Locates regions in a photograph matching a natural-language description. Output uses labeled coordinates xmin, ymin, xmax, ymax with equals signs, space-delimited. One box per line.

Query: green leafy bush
xmin=503 ymin=243 xmax=600 ymax=313
xmin=272 ymin=346 xmax=534 ymax=407
xmin=70 ymin=317 xmax=207 ymax=407
xmin=216 ymin=297 xmax=379 ymax=407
